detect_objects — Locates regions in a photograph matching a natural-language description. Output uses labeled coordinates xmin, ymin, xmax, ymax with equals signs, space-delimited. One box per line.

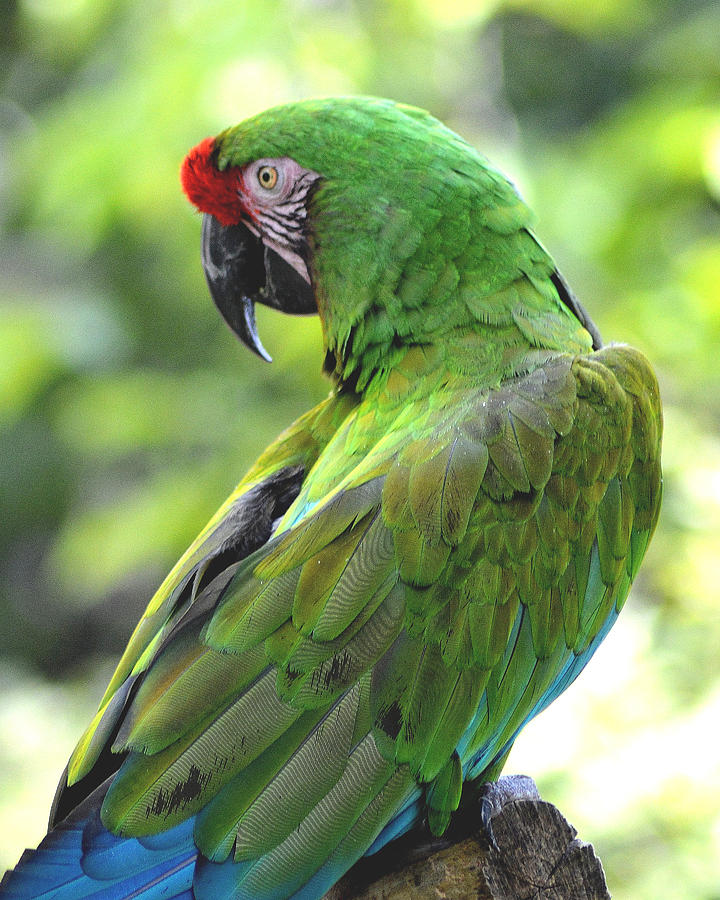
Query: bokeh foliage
xmin=1 ymin=0 xmax=719 ymax=895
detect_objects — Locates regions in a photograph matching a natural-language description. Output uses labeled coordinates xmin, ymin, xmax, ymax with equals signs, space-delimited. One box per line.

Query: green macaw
xmin=2 ymin=97 xmax=662 ymax=900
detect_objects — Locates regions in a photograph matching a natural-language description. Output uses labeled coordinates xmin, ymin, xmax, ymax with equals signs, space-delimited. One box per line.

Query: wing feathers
xmin=232 ymin=680 xmax=363 ymax=858
xmin=103 ymin=666 xmax=300 ymax=835
xmin=194 ymin=708 xmax=328 ymax=862
xmin=202 ymin=735 xmax=403 ymax=900
xmin=207 ymin=568 xmax=300 ymax=654
xmin=50 ymin=344 xmax=660 ymax=900
xmin=114 ymin=640 xmax=267 ymax=755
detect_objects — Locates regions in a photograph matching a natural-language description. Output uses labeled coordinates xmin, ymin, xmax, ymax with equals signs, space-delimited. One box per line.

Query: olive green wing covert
xmin=367 ymin=345 xmax=661 ymax=802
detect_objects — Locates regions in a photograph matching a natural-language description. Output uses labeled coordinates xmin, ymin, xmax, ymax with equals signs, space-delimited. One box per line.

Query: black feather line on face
xmin=250 ymin=172 xmax=319 ymax=255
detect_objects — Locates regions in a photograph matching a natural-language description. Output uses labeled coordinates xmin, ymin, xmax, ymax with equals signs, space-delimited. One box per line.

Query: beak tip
xmin=239 ymin=296 xmax=274 ymax=363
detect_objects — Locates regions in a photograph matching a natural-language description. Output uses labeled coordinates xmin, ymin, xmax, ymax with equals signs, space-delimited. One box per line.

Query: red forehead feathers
xmin=180 ymin=137 xmax=244 ymax=227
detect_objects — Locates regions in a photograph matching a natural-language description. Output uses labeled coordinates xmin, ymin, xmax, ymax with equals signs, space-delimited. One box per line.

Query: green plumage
xmin=55 ymin=97 xmax=661 ymax=899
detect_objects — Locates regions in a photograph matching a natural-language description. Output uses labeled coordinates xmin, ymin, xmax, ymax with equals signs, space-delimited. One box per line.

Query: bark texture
xmin=327 ymin=778 xmax=611 ymax=900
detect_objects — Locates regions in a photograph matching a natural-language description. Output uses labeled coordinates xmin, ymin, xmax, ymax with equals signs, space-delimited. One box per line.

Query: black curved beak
xmin=201 ymin=214 xmax=316 ymax=362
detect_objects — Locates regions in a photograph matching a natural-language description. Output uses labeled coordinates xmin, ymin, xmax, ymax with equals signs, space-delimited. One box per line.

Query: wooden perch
xmin=327 ymin=776 xmax=611 ymax=900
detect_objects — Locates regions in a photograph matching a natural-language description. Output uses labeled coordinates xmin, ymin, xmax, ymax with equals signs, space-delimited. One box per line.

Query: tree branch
xmin=327 ymin=777 xmax=611 ymax=900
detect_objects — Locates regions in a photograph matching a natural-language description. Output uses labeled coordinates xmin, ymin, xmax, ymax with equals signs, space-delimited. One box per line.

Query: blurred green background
xmin=1 ymin=0 xmax=719 ymax=895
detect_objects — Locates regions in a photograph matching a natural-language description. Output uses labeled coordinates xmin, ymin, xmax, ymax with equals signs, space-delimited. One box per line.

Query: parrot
xmin=1 ymin=96 xmax=662 ymax=900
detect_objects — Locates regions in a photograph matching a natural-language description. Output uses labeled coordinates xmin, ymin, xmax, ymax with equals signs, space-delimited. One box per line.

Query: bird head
xmin=181 ymin=97 xmax=595 ymax=387
xmin=180 ymin=132 xmax=320 ymax=362
xmin=181 ymin=99 xmax=503 ymax=371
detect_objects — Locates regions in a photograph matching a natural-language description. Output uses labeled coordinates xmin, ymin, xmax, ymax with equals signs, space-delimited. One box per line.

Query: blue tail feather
xmin=1 ymin=812 xmax=197 ymax=900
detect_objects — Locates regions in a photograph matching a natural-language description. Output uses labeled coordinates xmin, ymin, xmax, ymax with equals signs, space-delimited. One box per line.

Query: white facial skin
xmin=238 ymin=157 xmax=320 ymax=283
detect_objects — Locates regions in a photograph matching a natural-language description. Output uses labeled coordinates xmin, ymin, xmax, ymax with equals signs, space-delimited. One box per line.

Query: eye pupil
xmin=258 ymin=166 xmax=278 ymax=189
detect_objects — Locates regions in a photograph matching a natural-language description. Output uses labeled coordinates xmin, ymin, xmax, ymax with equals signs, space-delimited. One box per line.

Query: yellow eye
xmin=257 ymin=165 xmax=278 ymax=190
